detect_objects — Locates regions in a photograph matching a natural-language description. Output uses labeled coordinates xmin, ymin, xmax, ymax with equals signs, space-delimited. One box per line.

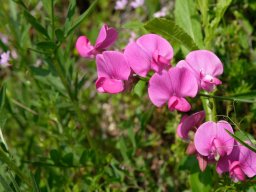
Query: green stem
xmin=0 ymin=148 xmax=32 ymax=187
xmin=200 ymin=91 xmax=217 ymax=122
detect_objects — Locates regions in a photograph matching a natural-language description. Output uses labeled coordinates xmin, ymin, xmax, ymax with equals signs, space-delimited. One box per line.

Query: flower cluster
xmin=76 ymin=24 xmax=256 ymax=182
xmin=177 ymin=114 xmax=256 ymax=182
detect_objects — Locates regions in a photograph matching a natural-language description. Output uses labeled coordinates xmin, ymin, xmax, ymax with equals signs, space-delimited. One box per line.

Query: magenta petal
xmin=230 ymin=161 xmax=246 ymax=182
xmin=216 ymin=155 xmax=230 ymax=175
xmin=197 ymin=154 xmax=208 ymax=172
xmin=195 ymin=121 xmax=234 ymax=158
xmin=186 ymin=142 xmax=197 ymax=155
xmin=215 ymin=121 xmax=234 ymax=155
xmin=238 ymin=143 xmax=256 ymax=178
xmin=137 ymin=34 xmax=173 ymax=61
xmin=136 ymin=34 xmax=173 ymax=73
xmin=96 ymin=51 xmax=131 ymax=80
xmin=177 ymin=111 xmax=205 ymax=140
xmin=76 ymin=36 xmax=95 ymax=58
xmin=96 ymin=77 xmax=124 ymax=94
xmin=194 ymin=121 xmax=216 ymax=156
xmin=168 ymin=67 xmax=198 ymax=98
xmin=148 ymin=70 xmax=172 ymax=107
xmin=95 ymin=24 xmax=118 ymax=50
xmin=168 ymin=96 xmax=191 ymax=112
xmin=124 ymin=42 xmax=151 ymax=77
xmin=186 ymin=50 xmax=223 ymax=77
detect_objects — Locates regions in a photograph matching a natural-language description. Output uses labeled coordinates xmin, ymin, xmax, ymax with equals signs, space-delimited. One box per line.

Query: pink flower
xmin=96 ymin=51 xmax=131 ymax=94
xmin=194 ymin=121 xmax=234 ymax=160
xmin=76 ymin=24 xmax=118 ymax=58
xmin=177 ymin=50 xmax=223 ymax=92
xmin=216 ymin=141 xmax=256 ymax=182
xmin=124 ymin=34 xmax=173 ymax=77
xmin=177 ymin=111 xmax=205 ymax=140
xmin=0 ymin=51 xmax=10 ymax=67
xmin=115 ymin=0 xmax=128 ymax=10
xmin=148 ymin=67 xmax=198 ymax=112
xmin=130 ymin=0 xmax=144 ymax=8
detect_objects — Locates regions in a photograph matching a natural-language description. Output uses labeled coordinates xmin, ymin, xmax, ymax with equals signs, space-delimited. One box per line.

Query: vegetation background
xmin=0 ymin=0 xmax=256 ymax=191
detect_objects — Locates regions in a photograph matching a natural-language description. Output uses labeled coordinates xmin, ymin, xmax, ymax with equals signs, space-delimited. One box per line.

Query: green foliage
xmin=144 ymin=18 xmax=199 ymax=51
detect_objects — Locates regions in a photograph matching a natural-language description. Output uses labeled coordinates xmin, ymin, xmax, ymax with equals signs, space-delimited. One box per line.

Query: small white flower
xmin=115 ymin=0 xmax=128 ymax=10
xmin=0 ymin=51 xmax=11 ymax=67
xmin=130 ymin=0 xmax=144 ymax=8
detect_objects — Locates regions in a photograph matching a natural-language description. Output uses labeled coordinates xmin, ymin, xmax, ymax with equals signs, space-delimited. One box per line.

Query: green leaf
xmin=36 ymin=41 xmax=56 ymax=50
xmin=134 ymin=80 xmax=146 ymax=97
xmin=211 ymin=0 xmax=232 ymax=30
xmin=226 ymin=130 xmax=256 ymax=153
xmin=62 ymin=153 xmax=73 ymax=166
xmin=0 ymin=85 xmax=6 ymax=111
xmin=55 ymin=29 xmax=64 ymax=42
xmin=64 ymin=0 xmax=76 ymax=32
xmin=65 ymin=0 xmax=99 ymax=37
xmin=41 ymin=0 xmax=51 ymax=16
xmin=144 ymin=18 xmax=199 ymax=51
xmin=50 ymin=149 xmax=61 ymax=164
xmin=30 ymin=172 xmax=40 ymax=192
xmin=23 ymin=10 xmax=49 ymax=39
xmin=11 ymin=0 xmax=26 ymax=9
xmin=0 ymin=175 xmax=14 ymax=192
xmin=174 ymin=0 xmax=203 ymax=48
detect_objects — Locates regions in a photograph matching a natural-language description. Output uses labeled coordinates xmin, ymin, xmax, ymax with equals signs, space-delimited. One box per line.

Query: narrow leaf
xmin=144 ymin=18 xmax=199 ymax=51
xmin=0 ymin=175 xmax=14 ymax=192
xmin=23 ymin=10 xmax=49 ymax=39
xmin=65 ymin=0 xmax=99 ymax=37
xmin=226 ymin=130 xmax=256 ymax=153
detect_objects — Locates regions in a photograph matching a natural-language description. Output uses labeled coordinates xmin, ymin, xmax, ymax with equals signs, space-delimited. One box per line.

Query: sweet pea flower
xmin=76 ymin=24 xmax=118 ymax=58
xmin=96 ymin=51 xmax=131 ymax=94
xmin=194 ymin=121 xmax=234 ymax=161
xmin=124 ymin=34 xmax=173 ymax=77
xmin=177 ymin=111 xmax=205 ymax=140
xmin=148 ymin=67 xmax=198 ymax=112
xmin=216 ymin=141 xmax=256 ymax=182
xmin=176 ymin=50 xmax=223 ymax=92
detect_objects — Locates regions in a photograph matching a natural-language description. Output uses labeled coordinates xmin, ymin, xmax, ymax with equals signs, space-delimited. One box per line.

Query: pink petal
xmin=185 ymin=50 xmax=223 ymax=77
xmin=137 ymin=34 xmax=173 ymax=72
xmin=215 ymin=121 xmax=234 ymax=155
xmin=168 ymin=67 xmax=198 ymax=98
xmin=194 ymin=121 xmax=217 ymax=156
xmin=96 ymin=51 xmax=131 ymax=80
xmin=96 ymin=77 xmax=124 ymax=94
xmin=75 ymin=36 xmax=95 ymax=58
xmin=148 ymin=70 xmax=172 ymax=107
xmin=216 ymin=155 xmax=230 ymax=175
xmin=168 ymin=96 xmax=191 ymax=112
xmin=177 ymin=111 xmax=205 ymax=140
xmin=95 ymin=24 xmax=118 ymax=50
xmin=197 ymin=154 xmax=208 ymax=172
xmin=195 ymin=121 xmax=234 ymax=158
xmin=230 ymin=161 xmax=246 ymax=182
xmin=201 ymin=75 xmax=222 ymax=92
xmin=238 ymin=143 xmax=256 ymax=178
xmin=137 ymin=34 xmax=173 ymax=61
xmin=186 ymin=142 xmax=197 ymax=155
xmin=124 ymin=42 xmax=151 ymax=77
